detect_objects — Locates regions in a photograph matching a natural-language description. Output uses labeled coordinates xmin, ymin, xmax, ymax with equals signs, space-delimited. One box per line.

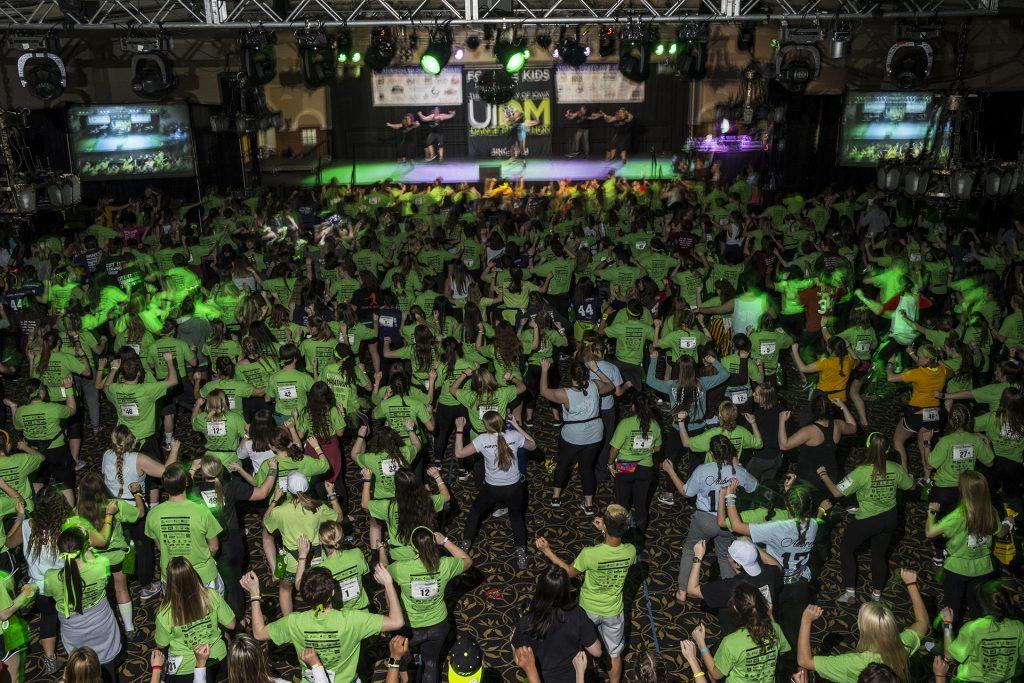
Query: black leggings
xmin=840 ymin=507 xmax=898 ymax=591
xmin=986 ymin=456 xmax=1024 ymax=513
xmin=778 ymin=579 xmax=811 ymax=650
xmin=463 ymin=479 xmax=527 ymax=547
xmin=433 ymin=402 xmax=467 ymax=467
xmin=35 ymin=593 xmax=58 ymax=640
xmin=217 ymin=531 xmax=246 ymax=620
xmin=124 ymin=517 xmax=155 ymax=585
xmin=402 ymin=619 xmax=451 ymax=683
xmin=941 ymin=568 xmax=989 ymax=628
xmin=613 ymin=464 xmax=655 ymax=532
xmin=553 ymin=437 xmax=601 ymax=498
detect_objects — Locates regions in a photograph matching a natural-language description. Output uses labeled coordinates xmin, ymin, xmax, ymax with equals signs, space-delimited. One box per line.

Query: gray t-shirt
xmin=561 ymin=381 xmax=603 ymax=446
xmin=472 ymin=430 xmax=527 ymax=486
xmin=591 ymin=360 xmax=622 ymax=411
xmin=684 ymin=462 xmax=757 ymax=514
xmin=749 ymin=518 xmax=818 ymax=581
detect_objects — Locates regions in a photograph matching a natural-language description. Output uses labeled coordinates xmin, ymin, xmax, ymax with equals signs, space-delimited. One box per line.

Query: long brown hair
xmin=75 ymin=472 xmax=110 ymax=532
xmin=482 ymin=411 xmax=514 ymax=471
xmin=226 ymin=633 xmax=276 ymax=683
xmin=62 ymin=647 xmax=102 ymax=683
xmin=27 ymin=487 xmax=71 ymax=562
xmin=160 ymin=556 xmax=214 ymax=627
xmin=729 ymin=582 xmax=776 ymax=652
xmin=959 ymin=470 xmax=998 ymax=538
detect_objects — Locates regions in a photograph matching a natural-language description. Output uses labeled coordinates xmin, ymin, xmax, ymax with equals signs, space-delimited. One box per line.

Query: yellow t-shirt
xmin=817 ymin=355 xmax=856 ymax=400
xmin=901 ymin=365 xmax=950 ymax=408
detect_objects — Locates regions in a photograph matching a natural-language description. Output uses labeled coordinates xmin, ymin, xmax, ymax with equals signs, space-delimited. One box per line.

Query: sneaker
xmin=125 ymin=629 xmax=145 ymax=643
xmin=515 ymin=546 xmax=528 ymax=570
xmin=457 ymin=470 xmax=471 ymax=482
xmin=656 ymin=492 xmax=676 ymax=507
xmin=837 ymin=590 xmax=857 ymax=605
xmin=491 ymin=507 xmax=509 ymax=518
xmin=870 ymin=590 xmax=882 ymax=602
xmin=549 ymin=497 xmax=561 ymax=509
xmin=580 ymin=503 xmax=595 ymax=516
xmin=74 ymin=460 xmax=87 ymax=472
xmin=916 ymin=477 xmax=932 ymax=488
xmin=139 ymin=581 xmax=162 ymax=600
xmin=42 ymin=656 xmax=61 ymax=675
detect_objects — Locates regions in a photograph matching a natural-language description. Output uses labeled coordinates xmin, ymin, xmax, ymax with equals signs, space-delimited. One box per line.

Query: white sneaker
xmin=491 ymin=507 xmax=509 ymax=518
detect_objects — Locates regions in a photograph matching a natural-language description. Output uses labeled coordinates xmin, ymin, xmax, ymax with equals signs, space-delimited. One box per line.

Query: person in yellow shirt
xmin=886 ymin=344 xmax=949 ymax=476
xmin=790 ymin=338 xmax=857 ymax=403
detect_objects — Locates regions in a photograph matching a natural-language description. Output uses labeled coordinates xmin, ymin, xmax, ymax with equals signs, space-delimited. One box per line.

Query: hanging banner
xmin=465 ymin=66 xmax=552 ymax=159
xmin=371 ymin=67 xmax=463 ymax=107
xmin=555 ymin=64 xmax=645 ymax=104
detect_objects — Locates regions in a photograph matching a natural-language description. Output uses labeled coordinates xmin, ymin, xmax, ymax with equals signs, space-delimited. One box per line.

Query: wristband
xmin=298 ymin=556 xmax=308 ymax=562
xmin=362 ymin=478 xmax=373 ymax=483
xmin=455 ymin=431 xmax=464 ymax=435
xmin=437 ymin=536 xmax=449 ymax=546
xmin=327 ymin=493 xmax=338 ymax=501
xmin=905 ymin=582 xmax=918 ymax=588
xmin=250 ymin=596 xmax=261 ymax=602
xmin=698 ymin=646 xmax=709 ymax=654
xmin=693 ymin=673 xmax=705 ymax=679
xmin=725 ymin=500 xmax=736 ymax=506
xmin=152 ymin=665 xmax=163 ymax=672
xmin=386 ymin=657 xmax=401 ymax=669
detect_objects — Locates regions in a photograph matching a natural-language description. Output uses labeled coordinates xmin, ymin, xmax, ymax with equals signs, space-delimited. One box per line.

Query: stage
xmin=298 ymin=156 xmax=679 ymax=186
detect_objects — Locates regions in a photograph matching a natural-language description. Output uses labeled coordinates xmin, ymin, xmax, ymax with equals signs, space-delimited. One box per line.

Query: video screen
xmin=68 ymin=104 xmax=196 ymax=179
xmin=838 ymin=92 xmax=950 ymax=167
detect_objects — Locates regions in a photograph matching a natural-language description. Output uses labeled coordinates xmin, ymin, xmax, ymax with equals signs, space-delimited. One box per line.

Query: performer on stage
xmin=417 ymin=107 xmax=456 ymax=162
xmin=385 ymin=113 xmax=420 ymax=165
xmin=596 ymin=107 xmax=634 ymax=163
xmin=565 ymin=105 xmax=600 ymax=158
xmin=508 ymin=110 xmax=538 ymax=163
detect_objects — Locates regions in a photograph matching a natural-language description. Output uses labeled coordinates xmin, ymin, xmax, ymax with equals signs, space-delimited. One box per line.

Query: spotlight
xmin=886 ymin=41 xmax=933 ymax=89
xmin=17 ymin=52 xmax=66 ymax=101
xmin=829 ymin=21 xmax=852 ymax=59
xmin=675 ymin=40 xmax=707 ymax=80
xmin=454 ymin=46 xmax=465 ymax=60
xmin=466 ymin=35 xmax=481 ymax=50
xmin=557 ymin=27 xmax=588 ymax=68
xmin=617 ymin=23 xmax=651 ymax=83
xmin=296 ymin=28 xmax=336 ymax=88
xmin=241 ymin=29 xmax=277 ymax=85
xmin=131 ymin=52 xmax=177 ymax=99
xmin=478 ymin=70 xmax=517 ymax=105
xmin=774 ymin=44 xmax=820 ymax=93
xmin=494 ymin=32 xmax=529 ymax=74
xmin=654 ymin=42 xmax=665 ymax=57
xmin=599 ymin=26 xmax=615 ymax=57
xmin=336 ymin=29 xmax=353 ymax=63
xmin=420 ymin=27 xmax=453 ymax=75
xmin=365 ymin=26 xmax=396 ymax=72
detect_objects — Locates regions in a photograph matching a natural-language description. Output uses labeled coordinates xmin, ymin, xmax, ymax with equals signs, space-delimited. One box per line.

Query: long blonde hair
xmin=718 ymin=401 xmax=739 ymax=431
xmin=199 ymin=456 xmax=226 ymax=508
xmin=855 ymin=602 xmax=910 ymax=682
xmin=161 ymin=556 xmax=214 ymax=627
xmin=959 ymin=470 xmax=998 ymax=538
xmin=483 ymin=410 xmax=514 ymax=471
xmin=227 ymin=634 xmax=276 ymax=683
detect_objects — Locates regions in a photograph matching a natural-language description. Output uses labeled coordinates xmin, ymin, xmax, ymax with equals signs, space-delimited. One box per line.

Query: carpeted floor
xmin=13 ymin=361 xmax=1022 ymax=683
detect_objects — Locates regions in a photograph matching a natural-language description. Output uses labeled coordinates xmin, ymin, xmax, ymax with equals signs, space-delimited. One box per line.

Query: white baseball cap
xmin=728 ymin=539 xmax=762 ymax=576
xmin=284 ymin=471 xmax=309 ymax=494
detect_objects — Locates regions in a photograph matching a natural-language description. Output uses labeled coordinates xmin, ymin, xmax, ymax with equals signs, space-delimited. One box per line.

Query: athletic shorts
xmin=586 ymin=610 xmax=626 ymax=657
xmin=902 ymin=404 xmax=945 ymax=434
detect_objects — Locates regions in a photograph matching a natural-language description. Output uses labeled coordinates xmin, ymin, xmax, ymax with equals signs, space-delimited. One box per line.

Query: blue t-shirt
xmin=749 ymin=518 xmax=819 ymax=582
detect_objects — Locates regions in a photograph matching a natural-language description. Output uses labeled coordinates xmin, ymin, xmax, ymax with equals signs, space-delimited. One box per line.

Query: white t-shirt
xmin=23 ymin=519 xmax=63 ymax=590
xmin=471 ymin=430 xmax=527 ymax=486
xmin=591 ymin=360 xmax=622 ymax=411
xmin=101 ymin=449 xmax=147 ymax=500
xmin=237 ymin=440 xmax=275 ymax=472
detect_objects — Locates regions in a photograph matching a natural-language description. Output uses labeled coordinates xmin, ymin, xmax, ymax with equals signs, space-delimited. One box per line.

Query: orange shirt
xmin=817 ymin=355 xmax=856 ymax=400
xmin=900 ymin=365 xmax=950 ymax=408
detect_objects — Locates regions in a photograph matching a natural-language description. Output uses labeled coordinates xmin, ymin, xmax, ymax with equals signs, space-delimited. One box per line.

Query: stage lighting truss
xmin=9 ymin=35 xmax=65 ymax=101
xmin=420 ymin=25 xmax=453 ymax=74
xmin=886 ymin=40 xmax=934 ymax=89
xmin=0 ymin=0 xmax=999 ymax=31
xmin=241 ymin=28 xmax=277 ymax=85
xmin=555 ymin=26 xmax=588 ymax=68
xmin=774 ymin=43 xmax=820 ymax=93
xmin=296 ymin=26 xmax=336 ymax=87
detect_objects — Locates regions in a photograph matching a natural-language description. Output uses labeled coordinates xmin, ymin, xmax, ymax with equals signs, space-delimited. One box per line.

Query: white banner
xmin=371 ymin=67 xmax=463 ymax=107
xmin=555 ymin=64 xmax=645 ymax=104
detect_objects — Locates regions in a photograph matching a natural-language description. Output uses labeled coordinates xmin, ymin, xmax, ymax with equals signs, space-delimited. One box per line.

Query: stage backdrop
xmin=555 ymin=64 xmax=644 ymax=104
xmin=465 ymin=66 xmax=552 ymax=159
xmin=371 ymin=67 xmax=463 ymax=107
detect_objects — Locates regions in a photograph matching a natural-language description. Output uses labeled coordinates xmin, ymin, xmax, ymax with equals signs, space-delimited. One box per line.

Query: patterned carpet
xmin=12 ymin=361 xmax=1022 ymax=683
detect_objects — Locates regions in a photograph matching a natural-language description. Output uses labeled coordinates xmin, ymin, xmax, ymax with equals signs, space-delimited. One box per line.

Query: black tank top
xmin=797 ymin=420 xmax=837 ymax=493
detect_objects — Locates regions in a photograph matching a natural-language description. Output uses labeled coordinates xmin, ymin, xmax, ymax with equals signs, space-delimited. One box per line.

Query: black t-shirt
xmin=700 ymin=563 xmax=783 ymax=636
xmin=194 ymin=476 xmax=253 ymax=532
xmin=751 ymin=404 xmax=785 ymax=455
xmin=512 ymin=607 xmax=598 ymax=683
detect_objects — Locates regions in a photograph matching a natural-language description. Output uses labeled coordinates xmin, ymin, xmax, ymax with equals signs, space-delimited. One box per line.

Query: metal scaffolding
xmin=0 ymin=0 xmax=1002 ymax=31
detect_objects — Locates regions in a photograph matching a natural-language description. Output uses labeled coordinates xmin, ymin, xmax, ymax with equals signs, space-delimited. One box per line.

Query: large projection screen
xmin=838 ymin=91 xmax=949 ymax=167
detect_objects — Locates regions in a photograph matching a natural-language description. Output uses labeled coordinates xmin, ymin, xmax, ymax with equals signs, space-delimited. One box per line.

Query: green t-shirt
xmin=572 ymin=542 xmax=637 ymax=617
xmin=812 ymin=629 xmax=920 ymax=683
xmin=0 ymin=452 xmax=43 ymax=517
xmin=43 ymin=554 xmax=111 ymax=617
xmin=254 ymin=455 xmax=329 ymax=493
xmin=533 ymin=258 xmax=575 ymax=296
xmin=972 ymin=383 xmax=1013 ymax=413
xmin=267 ymin=368 xmax=315 ymax=416
xmin=454 ymin=385 xmax=519 ymax=437
xmin=104 ymin=381 xmax=169 ymax=439
xmin=389 ymin=555 xmax=466 ymax=628
xmin=714 ymin=622 xmax=791 ymax=683
xmin=836 ymin=461 xmax=913 ymax=519
xmin=604 ymin=319 xmax=654 ymax=366
xmin=299 ymin=339 xmax=338 ymax=370
xmin=92 ymin=498 xmax=141 ymax=566
xmin=266 ymin=608 xmax=384 ymax=682
xmin=975 ymin=412 xmax=1024 ymax=464
xmin=691 ymin=426 xmax=762 ymax=460
xmin=749 ymin=330 xmax=794 ymax=374
xmin=928 ymin=432 xmax=994 ymax=488
xmin=609 ymin=416 xmax=662 ymax=467
xmin=199 ymin=379 xmax=254 ymax=414
xmin=30 ymin=351 xmax=86 ymax=403
xmin=13 ymin=402 xmax=72 ymax=447
xmin=155 ymin=589 xmax=234 ymax=676
xmin=657 ymin=327 xmax=706 ymax=362
xmin=144 ymin=499 xmax=223 ymax=583
xmin=192 ymin=411 xmax=247 ymax=454
xmin=264 ymin=503 xmax=337 ymax=573
xmin=356 ymin=445 xmax=416 ymax=500
xmin=319 ymin=549 xmax=371 ymax=611
xmin=320 ymin=362 xmax=369 ymax=414
xmin=838 ymin=326 xmax=878 ymax=361
xmin=202 ymin=340 xmax=241 ymax=368
xmin=367 ymin=494 xmax=446 ymax=561
xmin=372 ymin=395 xmax=431 ymax=441
xmin=146 ymin=337 xmax=195 ymax=380
xmin=938 ymin=506 xmax=996 ymax=577
xmin=948 ymin=615 xmax=1024 ymax=683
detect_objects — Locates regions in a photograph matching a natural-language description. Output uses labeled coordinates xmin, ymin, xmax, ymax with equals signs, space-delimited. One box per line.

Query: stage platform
xmin=299 ymin=156 xmax=678 ymax=186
